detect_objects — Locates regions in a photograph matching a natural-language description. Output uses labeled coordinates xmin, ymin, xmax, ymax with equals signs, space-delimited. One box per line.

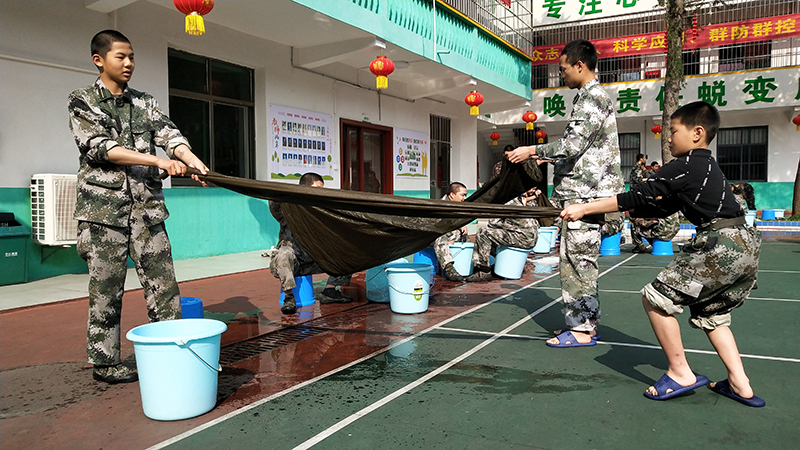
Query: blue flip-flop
xmin=546 ymin=330 xmax=597 ymax=348
xmin=644 ymin=373 xmax=710 ymax=400
xmin=709 ymin=379 xmax=766 ymax=407
xmin=553 ymin=329 xmax=601 ymax=341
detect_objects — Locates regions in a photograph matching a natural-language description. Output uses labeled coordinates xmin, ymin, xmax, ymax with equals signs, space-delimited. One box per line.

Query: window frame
xmin=716 ymin=126 xmax=768 ymax=183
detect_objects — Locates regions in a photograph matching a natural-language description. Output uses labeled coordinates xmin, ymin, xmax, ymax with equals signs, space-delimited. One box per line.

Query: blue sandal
xmin=644 ymin=373 xmax=709 ymax=400
xmin=546 ymin=330 xmax=597 ymax=348
xmin=709 ymin=379 xmax=765 ymax=407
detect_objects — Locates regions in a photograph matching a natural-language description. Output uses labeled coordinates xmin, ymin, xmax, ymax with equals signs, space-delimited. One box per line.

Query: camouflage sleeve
xmin=536 ymin=95 xmax=608 ymax=161
xmin=143 ymin=95 xmax=191 ymax=159
xmin=269 ymin=201 xmax=286 ymax=226
xmin=68 ymin=92 xmax=120 ymax=164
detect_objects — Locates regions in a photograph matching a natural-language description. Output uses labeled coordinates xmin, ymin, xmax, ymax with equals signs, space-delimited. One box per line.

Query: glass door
xmin=341 ymin=120 xmax=392 ymax=193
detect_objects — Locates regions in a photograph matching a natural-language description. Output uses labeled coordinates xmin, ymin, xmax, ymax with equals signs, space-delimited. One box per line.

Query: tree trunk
xmin=661 ymin=0 xmax=686 ymax=164
xmin=792 ymin=157 xmax=800 ymax=218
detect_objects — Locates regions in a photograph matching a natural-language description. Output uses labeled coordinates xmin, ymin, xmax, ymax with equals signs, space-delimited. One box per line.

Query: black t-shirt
xmin=617 ymin=149 xmax=743 ymax=226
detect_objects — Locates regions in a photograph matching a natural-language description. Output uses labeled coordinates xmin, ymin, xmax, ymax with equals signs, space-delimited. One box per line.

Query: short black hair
xmin=299 ymin=172 xmax=323 ymax=186
xmin=671 ymin=101 xmax=721 ymax=144
xmin=650 ymin=161 xmax=660 ymax=166
xmin=503 ymin=145 xmax=514 ymax=153
xmin=561 ymin=39 xmax=597 ymax=71
xmin=448 ymin=182 xmax=467 ymax=195
xmin=91 ymin=30 xmax=131 ymax=58
xmin=636 ymin=153 xmax=646 ymax=162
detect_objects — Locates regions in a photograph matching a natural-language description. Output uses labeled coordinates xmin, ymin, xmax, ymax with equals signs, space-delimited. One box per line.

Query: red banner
xmin=531 ymin=13 xmax=799 ymax=66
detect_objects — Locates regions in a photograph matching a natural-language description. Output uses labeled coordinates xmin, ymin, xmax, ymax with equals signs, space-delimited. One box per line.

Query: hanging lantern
xmin=490 ymin=132 xmax=500 ymax=145
xmin=369 ymin=55 xmax=395 ymax=90
xmin=465 ymin=90 xmax=484 ymax=116
xmin=793 ymin=115 xmax=800 ymax=131
xmin=535 ymin=129 xmax=547 ymax=144
xmin=522 ymin=111 xmax=537 ymax=131
xmin=652 ymin=125 xmax=662 ymax=139
xmin=173 ymin=0 xmax=214 ymax=36
xmin=691 ymin=14 xmax=698 ymax=54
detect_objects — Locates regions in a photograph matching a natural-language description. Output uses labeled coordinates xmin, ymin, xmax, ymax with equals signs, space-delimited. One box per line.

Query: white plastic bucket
xmin=126 ymin=319 xmax=227 ymax=421
xmin=385 ymin=262 xmax=432 ymax=314
xmin=365 ymin=258 xmax=408 ymax=303
xmin=449 ymin=242 xmax=474 ymax=276
xmin=532 ymin=230 xmax=553 ymax=254
xmin=745 ymin=210 xmax=756 ymax=226
xmin=540 ymin=226 xmax=559 ymax=249
xmin=494 ymin=246 xmax=531 ymax=279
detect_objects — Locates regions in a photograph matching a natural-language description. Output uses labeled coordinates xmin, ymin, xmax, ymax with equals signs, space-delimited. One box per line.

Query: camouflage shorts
xmin=642 ymin=225 xmax=761 ymax=329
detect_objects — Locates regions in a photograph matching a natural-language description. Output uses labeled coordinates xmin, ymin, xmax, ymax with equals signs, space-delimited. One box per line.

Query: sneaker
xmin=443 ymin=263 xmax=464 ymax=282
xmin=281 ymin=294 xmax=297 ymax=314
xmin=318 ymin=289 xmax=354 ymax=304
xmin=632 ymin=244 xmax=652 ymax=254
xmin=93 ymin=364 xmax=138 ymax=384
xmin=465 ymin=270 xmax=492 ymax=282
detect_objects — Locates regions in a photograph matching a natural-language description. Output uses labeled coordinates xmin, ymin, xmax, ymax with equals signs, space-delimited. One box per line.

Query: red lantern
xmin=465 ymin=90 xmax=484 ymax=116
xmin=651 ymin=125 xmax=662 ymax=139
xmin=369 ymin=55 xmax=395 ymax=90
xmin=522 ymin=111 xmax=537 ymax=131
xmin=793 ymin=115 xmax=800 ymax=131
xmin=174 ymin=0 xmax=214 ymax=36
xmin=535 ymin=130 xmax=547 ymax=144
xmin=490 ymin=132 xmax=500 ymax=145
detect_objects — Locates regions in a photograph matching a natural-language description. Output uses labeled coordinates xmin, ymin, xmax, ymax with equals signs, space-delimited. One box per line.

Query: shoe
xmin=93 ymin=364 xmax=138 ymax=384
xmin=443 ymin=263 xmax=464 ymax=282
xmin=465 ymin=270 xmax=492 ymax=282
xmin=552 ymin=329 xmax=601 ymax=340
xmin=281 ymin=294 xmax=297 ymax=314
xmin=709 ymin=379 xmax=765 ymax=407
xmin=546 ymin=330 xmax=597 ymax=348
xmin=643 ymin=373 xmax=709 ymax=400
xmin=632 ymin=244 xmax=652 ymax=253
xmin=318 ymin=289 xmax=353 ymax=304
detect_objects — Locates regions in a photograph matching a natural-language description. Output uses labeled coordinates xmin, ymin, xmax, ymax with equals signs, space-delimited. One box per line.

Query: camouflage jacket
xmin=629 ymin=164 xmax=647 ymax=187
xmin=69 ymin=78 xmax=191 ymax=227
xmin=536 ymin=79 xmax=624 ymax=202
xmin=269 ymin=201 xmax=294 ymax=244
xmin=486 ymin=197 xmax=539 ymax=241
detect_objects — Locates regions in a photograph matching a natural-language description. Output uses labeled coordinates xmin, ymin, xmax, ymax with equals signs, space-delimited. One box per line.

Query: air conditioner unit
xmin=30 ymin=174 xmax=78 ymax=246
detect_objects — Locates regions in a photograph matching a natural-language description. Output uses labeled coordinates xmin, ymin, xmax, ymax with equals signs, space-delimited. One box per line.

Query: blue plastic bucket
xmin=413 ymin=248 xmax=439 ymax=279
xmin=279 ymin=274 xmax=315 ymax=307
xmin=651 ymin=239 xmax=674 ymax=256
xmin=532 ymin=231 xmax=553 ymax=254
xmin=180 ymin=297 xmax=204 ymax=319
xmin=761 ymin=209 xmax=775 ymax=220
xmin=449 ymin=243 xmax=474 ymax=276
xmin=599 ymin=232 xmax=621 ymax=256
xmin=366 ymin=258 xmax=408 ymax=303
xmin=126 ymin=319 xmax=227 ymax=421
xmin=540 ymin=226 xmax=559 ymax=249
xmin=745 ymin=210 xmax=756 ymax=226
xmin=385 ymin=263 xmax=432 ymax=314
xmin=494 ymin=246 xmax=531 ymax=279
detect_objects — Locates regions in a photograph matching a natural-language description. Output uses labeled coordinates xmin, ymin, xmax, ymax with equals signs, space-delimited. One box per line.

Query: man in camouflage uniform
xmin=490 ymin=145 xmax=515 ymax=181
xmin=433 ymin=182 xmax=469 ymax=281
xmin=507 ymin=39 xmax=624 ymax=346
xmin=465 ymin=188 xmax=541 ymax=282
xmin=629 ymin=153 xmax=648 ymax=187
xmin=69 ymin=30 xmax=208 ymax=384
xmin=269 ymin=173 xmax=353 ymax=315
xmin=630 ymin=212 xmax=681 ymax=248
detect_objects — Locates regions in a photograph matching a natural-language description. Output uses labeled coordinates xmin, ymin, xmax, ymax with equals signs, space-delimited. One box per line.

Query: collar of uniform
xmin=94 ymin=78 xmax=133 ymax=104
xmin=574 ymin=78 xmax=599 ymax=104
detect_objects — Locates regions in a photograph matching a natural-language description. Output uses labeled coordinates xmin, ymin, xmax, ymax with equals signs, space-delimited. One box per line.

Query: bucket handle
xmin=383 ymin=273 xmax=434 ymax=296
xmin=176 ymin=340 xmax=223 ymax=372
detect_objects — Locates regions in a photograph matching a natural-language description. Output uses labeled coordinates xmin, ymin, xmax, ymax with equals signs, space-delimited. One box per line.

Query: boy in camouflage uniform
xmin=269 ymin=173 xmax=353 ymax=314
xmin=69 ymin=30 xmax=208 ymax=384
xmin=507 ymin=39 xmax=624 ymax=346
xmin=628 ymin=153 xmax=656 ymax=252
xmin=465 ymin=188 xmax=541 ymax=282
xmin=433 ymin=182 xmax=469 ymax=281
xmin=562 ymin=101 xmax=764 ymax=407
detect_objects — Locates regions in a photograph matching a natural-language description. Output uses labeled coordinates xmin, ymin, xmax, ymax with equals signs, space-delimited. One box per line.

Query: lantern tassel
xmin=185 ymin=12 xmax=205 ymax=36
xmin=470 ymin=106 xmax=479 ymax=116
xmin=537 ymin=138 xmax=543 ymax=144
xmin=376 ymin=75 xmax=388 ymax=90
xmin=526 ymin=123 xmax=533 ymax=131
xmin=654 ymin=132 xmax=661 ymax=139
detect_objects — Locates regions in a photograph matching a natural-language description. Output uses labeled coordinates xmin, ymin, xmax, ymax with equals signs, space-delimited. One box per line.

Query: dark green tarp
xmin=186 ymin=160 xmax=561 ymax=275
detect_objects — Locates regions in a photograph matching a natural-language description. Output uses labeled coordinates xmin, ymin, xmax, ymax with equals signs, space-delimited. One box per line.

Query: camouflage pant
xmin=631 ymin=213 xmax=680 ymax=245
xmin=472 ymin=224 xmax=538 ymax=267
xmin=599 ymin=212 xmax=624 ymax=236
xmin=643 ymin=225 xmax=761 ymax=329
xmin=433 ymin=229 xmax=468 ymax=268
xmin=269 ymin=239 xmax=351 ymax=291
xmin=558 ymin=199 xmax=603 ymax=332
xmin=76 ymin=217 xmax=181 ymax=366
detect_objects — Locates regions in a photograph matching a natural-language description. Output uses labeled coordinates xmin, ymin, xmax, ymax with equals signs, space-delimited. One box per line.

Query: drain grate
xmin=219 ymin=327 xmax=326 ymax=366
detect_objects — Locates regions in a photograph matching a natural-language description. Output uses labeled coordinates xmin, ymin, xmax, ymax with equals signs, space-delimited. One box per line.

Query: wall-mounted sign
xmin=393 ymin=128 xmax=429 ymax=180
xmin=534 ymin=0 xmax=660 ymax=26
xmin=269 ymin=104 xmax=333 ymax=181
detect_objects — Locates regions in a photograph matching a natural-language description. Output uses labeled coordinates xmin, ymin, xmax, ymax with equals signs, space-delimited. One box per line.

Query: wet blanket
xmin=182 ymin=160 xmax=561 ymax=275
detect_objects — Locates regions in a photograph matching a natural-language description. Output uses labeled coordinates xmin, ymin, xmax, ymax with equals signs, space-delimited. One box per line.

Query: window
xmin=167 ymin=49 xmax=255 ymax=181
xmin=618 ymin=133 xmax=641 ymax=181
xmin=718 ymin=42 xmax=771 ymax=72
xmin=598 ymin=56 xmax=640 ymax=84
xmin=683 ymin=49 xmax=700 ymax=76
xmin=717 ymin=127 xmax=767 ymax=182
xmin=430 ymin=115 xmax=452 ymax=199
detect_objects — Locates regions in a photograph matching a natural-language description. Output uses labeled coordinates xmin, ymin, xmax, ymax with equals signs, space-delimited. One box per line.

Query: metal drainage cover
xmin=219 ymin=327 xmax=326 ymax=366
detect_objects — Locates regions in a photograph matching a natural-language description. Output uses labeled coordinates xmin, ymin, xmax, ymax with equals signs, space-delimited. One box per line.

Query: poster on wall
xmin=393 ymin=128 xmax=429 ymax=180
xmin=269 ymin=104 xmax=333 ymax=181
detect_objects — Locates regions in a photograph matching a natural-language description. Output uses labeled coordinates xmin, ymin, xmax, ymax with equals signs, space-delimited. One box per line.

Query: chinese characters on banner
xmin=394 ymin=128 xmax=430 ymax=180
xmin=535 ymin=0 xmax=660 ymax=26
xmin=269 ymin=104 xmax=333 ymax=181
xmin=531 ymin=13 xmax=799 ymax=66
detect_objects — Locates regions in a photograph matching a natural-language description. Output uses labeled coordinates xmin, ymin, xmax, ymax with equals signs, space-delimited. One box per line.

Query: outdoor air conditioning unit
xmin=30 ymin=174 xmax=78 ymax=246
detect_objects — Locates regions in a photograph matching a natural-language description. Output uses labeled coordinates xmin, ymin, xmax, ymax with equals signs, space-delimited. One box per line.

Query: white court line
xmin=537 ymin=287 xmax=800 ymax=303
xmin=437 ymin=326 xmax=800 ymax=363
xmin=290 ymin=253 xmax=639 ymax=450
xmin=147 ymin=272 xmax=562 ymax=450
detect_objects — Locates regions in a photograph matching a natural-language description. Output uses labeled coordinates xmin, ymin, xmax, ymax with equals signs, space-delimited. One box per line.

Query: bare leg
xmin=642 ymin=296 xmax=698 ymax=396
xmin=704 ymin=326 xmax=755 ymax=399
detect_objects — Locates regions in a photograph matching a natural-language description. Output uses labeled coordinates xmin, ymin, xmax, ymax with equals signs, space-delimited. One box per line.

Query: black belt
xmin=696 ymin=216 xmax=746 ymax=232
